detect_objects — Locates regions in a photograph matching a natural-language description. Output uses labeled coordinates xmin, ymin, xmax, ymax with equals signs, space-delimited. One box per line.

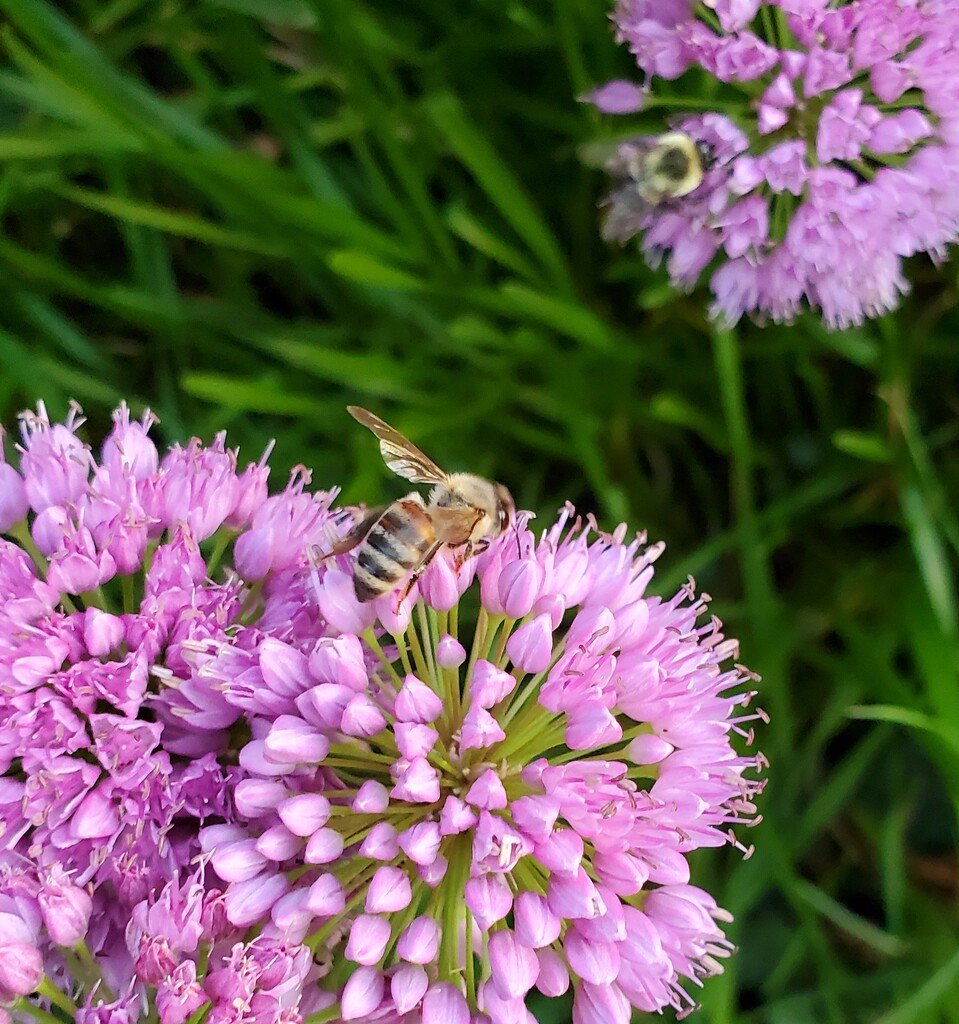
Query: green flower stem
xmin=439 ymin=834 xmax=471 ymax=981
xmin=426 ymin=607 xmax=452 ymax=736
xmin=405 ymin=614 xmax=434 ymax=687
xmin=205 ymin=527 xmax=237 ymax=578
xmin=498 ymin=671 xmax=538 ymax=729
xmin=14 ymin=1000 xmax=63 ymax=1024
xmin=642 ymin=95 xmax=749 ymax=112
xmin=712 ymin=327 xmax=776 ymax=623
xmin=385 ymin=629 xmax=414 ymax=680
xmin=239 ymin=577 xmax=265 ymax=622
xmin=448 ymin=600 xmax=459 ymax=643
xmin=427 ymin=749 xmax=457 ymax=775
xmin=494 ymin=706 xmax=565 ymax=764
xmin=77 ymin=939 xmax=114 ymax=999
xmin=493 ymin=700 xmax=552 ymax=757
xmin=10 ymin=521 xmax=48 ymax=573
xmin=183 ymin=1003 xmax=211 ymax=1024
xmin=463 ymin=608 xmax=497 ymax=692
xmin=434 ymin=608 xmax=449 ymax=646
xmin=335 ymin=857 xmax=379 ymax=889
xmin=511 ymin=858 xmax=548 ymax=897
xmin=38 ymin=978 xmax=78 ymax=1018
xmin=327 ymin=745 xmax=395 ymax=766
xmin=522 ymin=719 xmax=569 ymax=761
xmin=416 ymin=602 xmax=439 ymax=685
xmin=336 ymin=820 xmax=391 ymax=848
xmin=433 ymin=608 xmax=462 ymax=726
xmin=548 ymin=721 xmax=654 ymax=765
xmin=121 ymin=572 xmax=136 ymax=615
xmin=777 ymin=7 xmax=797 ymax=47
xmin=306 ymin=891 xmax=367 ymax=953
xmin=464 ymin=893 xmax=476 ymax=1003
xmin=61 ymin=947 xmax=86 ymax=990
xmin=693 ymin=2 xmax=722 ymax=33
xmin=381 ymin=883 xmax=427 ymax=967
xmin=760 ymin=3 xmax=779 ymax=48
xmin=847 ymin=158 xmax=875 ymax=181
xmin=195 ymin=937 xmax=210 ymax=985
xmin=770 ymin=190 xmax=795 ymax=245
xmin=490 ymin=616 xmax=517 ymax=669
xmin=304 ymin=1006 xmax=343 ymax=1024
xmin=500 ymin=633 xmax=567 ymax=728
xmin=328 ymin=804 xmax=427 ymax=820
xmin=478 ymin=930 xmax=491 ymax=989
xmin=79 ymin=586 xmax=109 ymax=612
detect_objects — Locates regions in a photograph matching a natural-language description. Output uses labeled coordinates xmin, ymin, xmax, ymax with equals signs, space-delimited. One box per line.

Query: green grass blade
xmin=424 ymin=92 xmax=573 ymax=290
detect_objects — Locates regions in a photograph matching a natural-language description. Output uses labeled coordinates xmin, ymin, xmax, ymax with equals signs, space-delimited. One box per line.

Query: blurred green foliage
xmin=1 ymin=0 xmax=958 ymax=1020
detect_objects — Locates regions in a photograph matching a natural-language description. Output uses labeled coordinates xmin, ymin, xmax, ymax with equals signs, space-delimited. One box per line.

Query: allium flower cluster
xmin=184 ymin=514 xmax=766 ymax=1021
xmin=0 ymin=401 xmax=766 ymax=1023
xmin=595 ymin=0 xmax=959 ymax=328
xmin=0 ymin=401 xmax=331 ymax=1018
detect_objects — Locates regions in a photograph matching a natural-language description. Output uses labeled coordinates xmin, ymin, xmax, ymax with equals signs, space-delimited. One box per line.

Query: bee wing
xmin=600 ymin=183 xmax=652 ymax=244
xmin=578 ymin=139 xmax=624 ymax=170
xmin=325 ymin=504 xmax=388 ymax=557
xmin=347 ymin=406 xmax=449 ymax=485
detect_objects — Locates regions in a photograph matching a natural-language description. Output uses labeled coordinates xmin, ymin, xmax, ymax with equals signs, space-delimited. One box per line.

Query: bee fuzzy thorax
xmin=638 ymin=131 xmax=712 ymax=202
xmin=430 ymin=473 xmax=513 ymax=543
xmin=601 ymin=130 xmax=719 ymax=245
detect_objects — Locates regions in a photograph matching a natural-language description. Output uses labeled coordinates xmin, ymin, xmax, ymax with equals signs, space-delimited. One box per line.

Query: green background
xmin=1 ymin=1 xmax=958 ymax=1021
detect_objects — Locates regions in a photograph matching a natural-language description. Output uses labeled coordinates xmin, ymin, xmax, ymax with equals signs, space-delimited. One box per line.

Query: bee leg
xmin=451 ymin=509 xmax=489 ymax=570
xmin=454 ymin=538 xmax=487 ymax=570
xmin=396 ymin=541 xmax=444 ymax=605
xmin=454 ymin=541 xmax=472 ymax=570
xmin=322 ymin=506 xmax=386 ymax=560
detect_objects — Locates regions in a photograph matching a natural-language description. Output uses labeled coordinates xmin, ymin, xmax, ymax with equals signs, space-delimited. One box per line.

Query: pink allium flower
xmin=0 ymin=401 xmax=340 ymax=999
xmin=596 ymin=0 xmax=959 ymax=328
xmin=196 ymin=504 xmax=766 ymax=1021
xmin=75 ymin=993 xmax=142 ymax=1024
xmin=1 ymin=400 xmax=765 ymax=1020
xmin=204 ymin=936 xmax=316 ymax=1024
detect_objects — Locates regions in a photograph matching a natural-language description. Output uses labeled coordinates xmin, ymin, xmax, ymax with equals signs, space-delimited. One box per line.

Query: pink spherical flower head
xmin=595 ymin=0 xmax=959 ymax=328
xmin=0 ymin=401 xmax=340 ymax=997
xmin=205 ymin=505 xmax=766 ymax=1022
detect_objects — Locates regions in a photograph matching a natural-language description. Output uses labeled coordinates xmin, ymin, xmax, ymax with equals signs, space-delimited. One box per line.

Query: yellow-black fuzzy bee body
xmin=631 ymin=131 xmax=715 ymax=204
xmin=602 ymin=131 xmax=717 ymax=244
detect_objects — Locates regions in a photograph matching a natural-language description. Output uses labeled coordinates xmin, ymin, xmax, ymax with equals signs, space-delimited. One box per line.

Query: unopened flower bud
xmin=340 ymin=966 xmax=384 ymax=1020
xmin=38 ymin=870 xmax=92 ymax=947
xmin=0 ymin=942 xmax=42 ymax=997
xmin=505 ymin=614 xmax=553 ymax=672
xmin=396 ymin=915 xmax=439 ymax=964
xmin=436 ymin=634 xmax=466 ymax=669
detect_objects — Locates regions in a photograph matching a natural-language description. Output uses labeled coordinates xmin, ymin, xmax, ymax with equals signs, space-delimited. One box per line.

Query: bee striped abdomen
xmin=353 ymin=500 xmax=435 ymax=602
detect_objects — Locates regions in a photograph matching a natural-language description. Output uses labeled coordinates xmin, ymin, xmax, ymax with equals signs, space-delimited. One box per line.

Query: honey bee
xmin=602 ymin=131 xmax=716 ymax=243
xmin=332 ymin=407 xmax=515 ymax=603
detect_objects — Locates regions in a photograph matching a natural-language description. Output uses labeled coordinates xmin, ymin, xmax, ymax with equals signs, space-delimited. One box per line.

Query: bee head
xmin=493 ymin=483 xmax=515 ymax=537
xmin=694 ymin=138 xmax=717 ymax=171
